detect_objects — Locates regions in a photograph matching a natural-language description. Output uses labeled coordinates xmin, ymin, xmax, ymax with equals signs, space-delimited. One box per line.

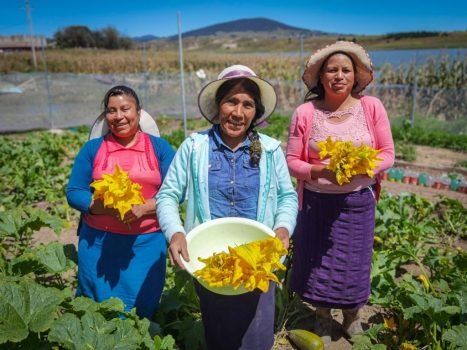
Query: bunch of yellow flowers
xmin=317 ymin=136 xmax=382 ymax=185
xmin=90 ymin=164 xmax=144 ymax=220
xmin=194 ymin=237 xmax=287 ymax=293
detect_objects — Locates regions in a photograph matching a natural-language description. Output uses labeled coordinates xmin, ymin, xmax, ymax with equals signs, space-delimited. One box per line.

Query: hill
xmin=174 ymin=17 xmax=329 ymax=38
xmin=133 ymin=35 xmax=159 ymax=43
xmin=138 ymin=17 xmax=466 ymax=52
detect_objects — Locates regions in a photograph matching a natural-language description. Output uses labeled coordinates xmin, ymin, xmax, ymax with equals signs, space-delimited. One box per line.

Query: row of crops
xmin=1 ymin=49 xmax=465 ymax=89
xmin=0 ymin=122 xmax=466 ymax=349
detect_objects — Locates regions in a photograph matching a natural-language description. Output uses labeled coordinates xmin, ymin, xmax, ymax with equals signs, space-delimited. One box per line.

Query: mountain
xmin=133 ymin=34 xmax=159 ymax=42
xmin=172 ymin=17 xmax=329 ymax=38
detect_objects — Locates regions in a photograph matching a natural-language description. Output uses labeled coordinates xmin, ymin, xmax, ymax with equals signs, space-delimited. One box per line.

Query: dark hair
xmin=304 ymin=51 xmax=357 ymax=102
xmin=102 ymin=85 xmax=142 ymax=111
xmin=215 ymin=78 xmax=264 ymax=166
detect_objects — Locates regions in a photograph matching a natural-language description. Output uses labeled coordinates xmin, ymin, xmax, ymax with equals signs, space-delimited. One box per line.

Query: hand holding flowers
xmin=317 ymin=136 xmax=382 ymax=185
xmin=90 ymin=164 xmax=145 ymax=222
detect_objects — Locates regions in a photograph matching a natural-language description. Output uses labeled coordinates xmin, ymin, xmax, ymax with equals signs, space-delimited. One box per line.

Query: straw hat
xmin=198 ymin=65 xmax=277 ymax=125
xmin=88 ymin=109 xmax=160 ymax=140
xmin=302 ymin=41 xmax=373 ymax=94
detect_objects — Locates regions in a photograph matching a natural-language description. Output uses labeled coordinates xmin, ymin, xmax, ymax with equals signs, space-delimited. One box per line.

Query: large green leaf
xmin=443 ymin=325 xmax=467 ymax=349
xmin=0 ymin=209 xmax=24 ymax=238
xmin=11 ymin=242 xmax=76 ymax=276
xmin=176 ymin=318 xmax=205 ymax=350
xmin=70 ymin=296 xmax=125 ymax=315
xmin=0 ymin=279 xmax=64 ymax=344
xmin=33 ymin=242 xmax=76 ymax=273
xmin=48 ymin=311 xmax=146 ymax=350
xmin=154 ymin=334 xmax=176 ymax=350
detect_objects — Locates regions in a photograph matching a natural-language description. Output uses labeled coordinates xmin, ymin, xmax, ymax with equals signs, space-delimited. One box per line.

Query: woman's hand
xmin=310 ymin=165 xmax=339 ymax=185
xmin=274 ymin=227 xmax=290 ymax=250
xmin=89 ymin=199 xmax=119 ymax=217
xmin=123 ymin=204 xmax=146 ymax=223
xmin=121 ymin=198 xmax=157 ymax=225
xmin=168 ymin=232 xmax=190 ymax=269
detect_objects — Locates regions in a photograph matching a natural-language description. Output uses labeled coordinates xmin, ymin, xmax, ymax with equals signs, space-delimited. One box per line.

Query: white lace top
xmin=305 ymin=101 xmax=376 ymax=193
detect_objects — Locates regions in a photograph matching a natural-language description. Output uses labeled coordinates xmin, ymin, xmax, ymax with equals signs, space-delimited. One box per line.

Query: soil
xmin=31 ymin=144 xmax=466 ymax=350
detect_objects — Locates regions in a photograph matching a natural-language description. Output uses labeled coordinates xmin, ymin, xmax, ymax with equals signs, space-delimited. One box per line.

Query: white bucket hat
xmin=302 ymin=41 xmax=373 ymax=94
xmin=197 ymin=65 xmax=277 ymax=125
xmin=88 ymin=109 xmax=160 ymax=140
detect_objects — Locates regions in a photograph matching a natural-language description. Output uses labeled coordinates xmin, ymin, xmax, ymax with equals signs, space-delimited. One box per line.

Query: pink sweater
xmin=286 ymin=95 xmax=395 ymax=208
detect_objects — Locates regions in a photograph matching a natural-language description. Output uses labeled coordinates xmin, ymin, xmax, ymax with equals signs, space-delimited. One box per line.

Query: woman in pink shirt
xmin=286 ymin=41 xmax=394 ymax=344
xmin=66 ymin=86 xmax=175 ymax=319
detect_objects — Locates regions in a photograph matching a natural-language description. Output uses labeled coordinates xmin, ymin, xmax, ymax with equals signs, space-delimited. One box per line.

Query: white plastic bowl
xmin=182 ymin=217 xmax=276 ymax=295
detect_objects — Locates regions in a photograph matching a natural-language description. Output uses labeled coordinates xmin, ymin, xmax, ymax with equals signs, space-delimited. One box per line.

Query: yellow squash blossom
xmin=317 ymin=136 xmax=382 ymax=185
xmin=194 ymin=237 xmax=287 ymax=293
xmin=373 ymin=236 xmax=383 ymax=244
xmin=417 ymin=274 xmax=430 ymax=290
xmin=91 ymin=164 xmax=144 ymax=220
xmin=400 ymin=343 xmax=417 ymax=350
xmin=383 ymin=316 xmax=397 ymax=331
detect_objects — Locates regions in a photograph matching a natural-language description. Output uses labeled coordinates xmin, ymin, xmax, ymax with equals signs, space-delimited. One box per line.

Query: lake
xmin=367 ymin=48 xmax=466 ymax=67
xmin=264 ymin=48 xmax=467 ymax=68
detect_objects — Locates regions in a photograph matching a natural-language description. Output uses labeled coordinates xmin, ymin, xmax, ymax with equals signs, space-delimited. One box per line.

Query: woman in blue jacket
xmin=156 ymin=65 xmax=298 ymax=350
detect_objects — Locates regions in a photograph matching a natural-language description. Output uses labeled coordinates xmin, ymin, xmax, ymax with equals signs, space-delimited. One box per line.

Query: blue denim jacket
xmin=209 ymin=126 xmax=259 ymax=220
xmin=156 ymin=129 xmax=298 ymax=242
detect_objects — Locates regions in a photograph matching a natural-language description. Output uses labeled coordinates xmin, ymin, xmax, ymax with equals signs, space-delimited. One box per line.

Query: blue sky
xmin=2 ymin=0 xmax=466 ymax=38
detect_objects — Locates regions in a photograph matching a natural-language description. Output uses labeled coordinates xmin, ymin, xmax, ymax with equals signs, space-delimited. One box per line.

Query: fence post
xmin=41 ymin=45 xmax=53 ymax=129
xmin=142 ymin=42 xmax=149 ymax=109
xmin=410 ymin=51 xmax=418 ymax=127
xmin=299 ymin=33 xmax=304 ymax=100
xmin=177 ymin=12 xmax=187 ymax=138
xmin=410 ymin=75 xmax=417 ymax=127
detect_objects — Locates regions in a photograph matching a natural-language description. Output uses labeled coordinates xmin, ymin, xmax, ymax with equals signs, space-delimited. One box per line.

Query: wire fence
xmin=0 ymin=72 xmax=466 ymax=133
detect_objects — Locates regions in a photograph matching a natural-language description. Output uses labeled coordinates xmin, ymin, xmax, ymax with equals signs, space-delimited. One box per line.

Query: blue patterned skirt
xmin=77 ymin=221 xmax=167 ymax=319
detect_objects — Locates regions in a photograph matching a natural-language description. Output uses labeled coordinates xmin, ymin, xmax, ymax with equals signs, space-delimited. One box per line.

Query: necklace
xmin=326 ymin=108 xmax=352 ymax=121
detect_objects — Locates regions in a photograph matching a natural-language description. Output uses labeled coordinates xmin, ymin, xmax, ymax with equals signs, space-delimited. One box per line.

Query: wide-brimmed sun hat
xmin=302 ymin=41 xmax=373 ymax=94
xmin=198 ymin=64 xmax=277 ymax=125
xmin=88 ymin=109 xmax=160 ymax=140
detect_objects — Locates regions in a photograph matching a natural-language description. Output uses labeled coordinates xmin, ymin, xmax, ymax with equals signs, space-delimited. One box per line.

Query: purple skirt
xmin=290 ymin=187 xmax=376 ymax=309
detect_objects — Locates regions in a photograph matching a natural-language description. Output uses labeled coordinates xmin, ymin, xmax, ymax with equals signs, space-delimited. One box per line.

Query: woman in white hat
xmin=156 ymin=65 xmax=298 ymax=350
xmin=66 ymin=85 xmax=175 ymax=319
xmin=286 ymin=41 xmax=395 ymax=344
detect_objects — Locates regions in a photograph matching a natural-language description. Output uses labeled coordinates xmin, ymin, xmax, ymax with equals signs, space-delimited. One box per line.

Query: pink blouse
xmin=305 ymin=102 xmax=375 ymax=193
xmin=286 ymin=96 xmax=395 ymax=208
xmin=84 ymin=132 xmax=161 ymax=234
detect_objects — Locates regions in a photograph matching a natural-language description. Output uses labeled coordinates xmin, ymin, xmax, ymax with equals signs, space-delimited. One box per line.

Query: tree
xmin=54 ymin=26 xmax=95 ymax=48
xmin=53 ymin=25 xmax=134 ymax=49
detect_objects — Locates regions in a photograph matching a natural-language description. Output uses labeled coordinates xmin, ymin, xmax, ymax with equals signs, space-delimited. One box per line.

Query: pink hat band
xmin=221 ymin=70 xmax=255 ymax=79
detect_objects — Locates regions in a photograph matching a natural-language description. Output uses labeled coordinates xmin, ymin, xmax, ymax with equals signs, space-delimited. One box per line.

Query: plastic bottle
xmin=425 ymin=175 xmax=434 ymax=188
xmin=387 ymin=168 xmax=396 ymax=181
xmin=449 ymin=178 xmax=461 ymax=192
xmin=418 ymin=172 xmax=428 ymax=186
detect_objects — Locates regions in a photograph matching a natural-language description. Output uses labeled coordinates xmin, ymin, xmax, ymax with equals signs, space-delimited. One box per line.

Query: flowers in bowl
xmin=194 ymin=237 xmax=286 ymax=293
